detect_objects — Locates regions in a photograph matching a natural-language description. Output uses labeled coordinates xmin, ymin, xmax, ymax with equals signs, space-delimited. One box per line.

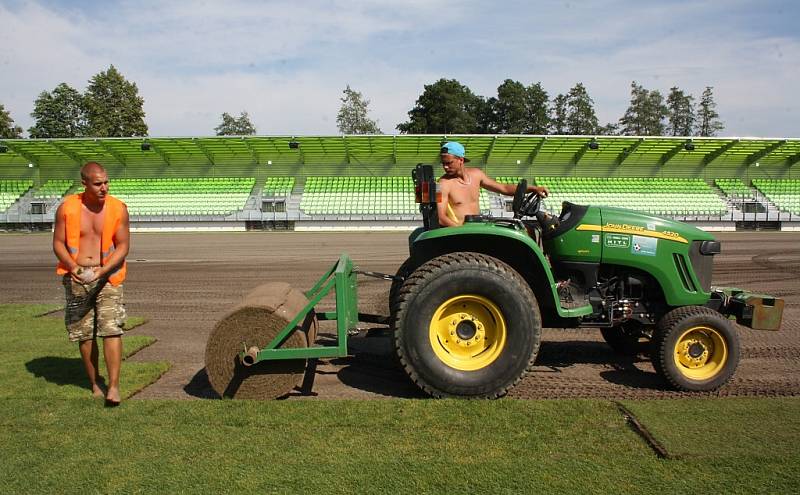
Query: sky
xmin=1 ymin=0 xmax=798 ymax=137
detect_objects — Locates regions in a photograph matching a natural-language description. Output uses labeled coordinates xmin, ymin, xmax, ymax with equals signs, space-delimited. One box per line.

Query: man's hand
xmin=72 ymin=266 xmax=98 ymax=284
xmin=533 ymin=185 xmax=549 ymax=198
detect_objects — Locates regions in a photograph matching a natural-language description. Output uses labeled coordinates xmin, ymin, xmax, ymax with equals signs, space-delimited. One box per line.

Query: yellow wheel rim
xmin=673 ymin=325 xmax=728 ymax=380
xmin=429 ymin=294 xmax=507 ymax=371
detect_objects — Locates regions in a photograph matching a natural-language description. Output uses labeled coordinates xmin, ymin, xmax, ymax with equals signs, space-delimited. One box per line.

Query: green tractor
xmin=204 ymin=164 xmax=784 ymax=400
xmin=388 ymin=164 xmax=784 ymax=398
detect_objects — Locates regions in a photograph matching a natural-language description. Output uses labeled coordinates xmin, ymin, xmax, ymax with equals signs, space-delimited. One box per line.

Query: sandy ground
xmin=1 ymin=230 xmax=797 ymax=400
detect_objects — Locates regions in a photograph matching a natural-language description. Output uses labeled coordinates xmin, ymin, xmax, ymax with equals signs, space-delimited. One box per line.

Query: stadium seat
xmin=535 ymin=177 xmax=728 ymax=217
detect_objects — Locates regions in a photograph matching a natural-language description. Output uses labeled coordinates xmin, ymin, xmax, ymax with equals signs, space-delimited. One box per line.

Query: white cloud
xmin=1 ymin=0 xmax=798 ymax=137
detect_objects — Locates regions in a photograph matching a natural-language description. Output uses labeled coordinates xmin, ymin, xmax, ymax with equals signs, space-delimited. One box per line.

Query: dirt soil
xmin=1 ymin=231 xmax=798 ymax=400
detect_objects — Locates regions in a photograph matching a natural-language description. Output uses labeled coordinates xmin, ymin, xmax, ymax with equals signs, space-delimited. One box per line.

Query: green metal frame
xmin=239 ymin=253 xmax=359 ymax=364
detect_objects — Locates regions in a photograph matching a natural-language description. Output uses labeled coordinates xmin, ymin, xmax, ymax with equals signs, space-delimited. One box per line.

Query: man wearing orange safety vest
xmin=53 ymin=162 xmax=130 ymax=407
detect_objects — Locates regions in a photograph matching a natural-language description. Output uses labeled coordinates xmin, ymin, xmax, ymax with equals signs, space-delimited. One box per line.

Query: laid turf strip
xmin=2 ymin=398 xmax=799 ymax=494
xmin=0 ymin=304 xmax=168 ymax=400
xmin=2 ymin=303 xmax=799 ymax=493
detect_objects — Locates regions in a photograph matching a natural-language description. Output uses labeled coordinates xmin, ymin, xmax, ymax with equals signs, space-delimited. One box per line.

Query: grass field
xmin=1 ymin=304 xmax=799 ymax=494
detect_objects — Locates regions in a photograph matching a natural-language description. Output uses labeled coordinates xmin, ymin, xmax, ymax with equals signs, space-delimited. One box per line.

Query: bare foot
xmin=105 ymin=387 xmax=121 ymax=407
xmin=91 ymin=384 xmax=104 ymax=398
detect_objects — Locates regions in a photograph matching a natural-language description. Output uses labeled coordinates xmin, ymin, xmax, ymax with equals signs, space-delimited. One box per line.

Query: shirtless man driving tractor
xmin=437 ymin=141 xmax=549 ymax=227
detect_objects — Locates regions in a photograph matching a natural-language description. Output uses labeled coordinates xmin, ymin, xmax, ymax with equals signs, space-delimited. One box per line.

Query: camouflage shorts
xmin=63 ymin=274 xmax=126 ymax=342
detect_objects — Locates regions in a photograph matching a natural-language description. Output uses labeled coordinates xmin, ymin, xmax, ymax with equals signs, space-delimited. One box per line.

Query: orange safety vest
xmin=56 ymin=193 xmax=127 ymax=286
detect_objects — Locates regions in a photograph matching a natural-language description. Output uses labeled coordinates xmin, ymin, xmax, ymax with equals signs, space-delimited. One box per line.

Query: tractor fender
xmin=408 ymin=224 xmax=567 ymax=319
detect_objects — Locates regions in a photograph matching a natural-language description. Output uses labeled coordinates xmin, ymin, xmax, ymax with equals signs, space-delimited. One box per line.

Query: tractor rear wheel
xmin=388 ymin=257 xmax=415 ymax=319
xmin=394 ymin=252 xmax=541 ymax=398
xmin=651 ymin=306 xmax=739 ymax=392
xmin=205 ymin=282 xmax=317 ymax=399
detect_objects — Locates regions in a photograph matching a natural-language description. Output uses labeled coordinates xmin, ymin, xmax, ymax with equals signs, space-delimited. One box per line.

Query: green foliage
xmin=28 ymin=83 xmax=87 ymax=138
xmin=550 ymin=93 xmax=568 ymax=134
xmin=666 ymin=86 xmax=695 ymax=136
xmin=336 ymin=85 xmax=382 ymax=134
xmin=597 ymin=122 xmax=620 ymax=135
xmin=0 ymin=304 xmax=167 ymax=399
xmin=492 ymin=79 xmax=550 ymax=134
xmin=0 ymin=103 xmax=23 ymax=138
xmin=83 ymin=65 xmax=148 ymax=137
xmin=397 ymin=78 xmax=486 ymax=134
xmin=619 ymin=81 xmax=669 ymax=136
xmin=556 ymin=82 xmax=599 ymax=135
xmin=696 ymin=86 xmax=724 ymax=137
xmin=214 ymin=111 xmax=257 ymax=136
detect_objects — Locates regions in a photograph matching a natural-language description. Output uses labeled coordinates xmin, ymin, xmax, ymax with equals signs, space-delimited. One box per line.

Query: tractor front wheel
xmin=651 ymin=306 xmax=739 ymax=392
xmin=394 ymin=253 xmax=541 ymax=398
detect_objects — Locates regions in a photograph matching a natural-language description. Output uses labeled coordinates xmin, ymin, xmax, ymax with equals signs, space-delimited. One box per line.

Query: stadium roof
xmin=1 ymin=135 xmax=799 ymax=169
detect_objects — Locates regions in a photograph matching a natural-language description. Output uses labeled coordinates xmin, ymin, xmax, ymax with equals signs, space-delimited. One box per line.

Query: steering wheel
xmin=512 ymin=179 xmax=542 ymax=219
xmin=512 ymin=179 xmax=527 ymax=219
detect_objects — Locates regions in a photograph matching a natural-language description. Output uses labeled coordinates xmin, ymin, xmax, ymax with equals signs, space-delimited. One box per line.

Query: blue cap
xmin=441 ymin=141 xmax=470 ymax=162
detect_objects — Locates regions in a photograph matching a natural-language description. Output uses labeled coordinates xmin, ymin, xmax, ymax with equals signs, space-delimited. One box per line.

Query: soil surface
xmin=2 ymin=231 xmax=798 ymax=400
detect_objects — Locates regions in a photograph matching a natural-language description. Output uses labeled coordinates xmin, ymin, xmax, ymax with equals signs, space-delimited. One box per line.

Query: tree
xmin=665 ymin=87 xmax=695 ymax=136
xmin=597 ymin=122 xmax=619 ymax=136
xmin=29 ymin=83 xmax=87 ymax=138
xmin=564 ymin=83 xmax=599 ymax=135
xmin=550 ymin=94 xmax=568 ymax=134
xmin=214 ymin=111 xmax=256 ymax=136
xmin=83 ymin=65 xmax=148 ymax=137
xmin=619 ymin=81 xmax=668 ymax=136
xmin=0 ymin=103 xmax=23 ymax=138
xmin=492 ymin=79 xmax=550 ymax=134
xmin=397 ymin=79 xmax=485 ymax=134
xmin=336 ymin=85 xmax=382 ymax=134
xmin=696 ymin=86 xmax=724 ymax=137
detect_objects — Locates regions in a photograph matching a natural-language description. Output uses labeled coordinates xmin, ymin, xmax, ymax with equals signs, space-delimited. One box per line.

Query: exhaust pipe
xmin=241 ymin=346 xmax=261 ymax=366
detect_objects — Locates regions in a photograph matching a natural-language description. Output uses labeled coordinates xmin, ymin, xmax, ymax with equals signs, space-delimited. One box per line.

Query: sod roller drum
xmin=393 ymin=252 xmax=541 ymax=398
xmin=205 ymin=282 xmax=317 ymax=399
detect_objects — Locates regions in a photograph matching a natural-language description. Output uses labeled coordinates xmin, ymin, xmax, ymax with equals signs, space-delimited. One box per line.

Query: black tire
xmin=388 ymin=257 xmax=415 ymax=319
xmin=651 ymin=306 xmax=740 ymax=392
xmin=600 ymin=323 xmax=647 ymax=356
xmin=394 ymin=252 xmax=541 ymax=398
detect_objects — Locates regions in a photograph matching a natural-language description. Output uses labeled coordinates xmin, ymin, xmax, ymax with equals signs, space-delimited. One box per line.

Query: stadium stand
xmin=112 ymin=177 xmax=255 ymax=216
xmin=300 ymin=176 xmax=500 ymax=216
xmin=33 ymin=179 xmax=74 ymax=199
xmin=535 ymin=177 xmax=728 ymax=216
xmin=715 ymin=178 xmax=752 ymax=198
xmin=300 ymin=176 xmax=417 ymax=215
xmin=1 ymin=136 xmax=798 ymax=229
xmin=262 ymin=177 xmax=295 ymax=197
xmin=0 ymin=179 xmax=33 ymax=212
xmin=753 ymin=179 xmax=800 ymax=215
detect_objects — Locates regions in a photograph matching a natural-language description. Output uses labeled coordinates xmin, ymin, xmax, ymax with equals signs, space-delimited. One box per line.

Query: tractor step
xmin=558 ymin=280 xmax=589 ymax=310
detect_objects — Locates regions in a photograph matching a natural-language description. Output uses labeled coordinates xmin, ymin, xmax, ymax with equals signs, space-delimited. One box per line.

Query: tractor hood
xmin=593 ymin=206 xmax=716 ymax=245
xmin=544 ymin=203 xmax=719 ymax=306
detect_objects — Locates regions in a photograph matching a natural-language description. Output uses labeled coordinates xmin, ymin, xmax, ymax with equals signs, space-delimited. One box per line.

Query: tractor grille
xmin=673 ymin=253 xmax=697 ymax=292
xmin=688 ymin=241 xmax=715 ymax=292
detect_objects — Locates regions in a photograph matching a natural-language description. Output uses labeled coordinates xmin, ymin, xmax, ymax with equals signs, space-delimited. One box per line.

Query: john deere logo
xmin=605 ymin=233 xmax=630 ymax=248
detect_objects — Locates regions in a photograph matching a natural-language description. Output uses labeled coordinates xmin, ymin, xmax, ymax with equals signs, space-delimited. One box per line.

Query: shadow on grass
xmin=184 ymin=368 xmax=221 ymax=399
xmin=24 ymin=356 xmax=98 ymax=391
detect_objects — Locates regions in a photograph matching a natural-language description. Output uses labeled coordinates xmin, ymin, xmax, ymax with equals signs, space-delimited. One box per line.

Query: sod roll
xmin=205 ymin=282 xmax=317 ymax=399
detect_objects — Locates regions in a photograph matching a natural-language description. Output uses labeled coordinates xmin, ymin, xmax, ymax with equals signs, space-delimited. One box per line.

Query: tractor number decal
xmin=576 ymin=224 xmax=688 ymax=244
xmin=631 ymin=235 xmax=657 ymax=256
xmin=605 ymin=233 xmax=630 ymax=248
